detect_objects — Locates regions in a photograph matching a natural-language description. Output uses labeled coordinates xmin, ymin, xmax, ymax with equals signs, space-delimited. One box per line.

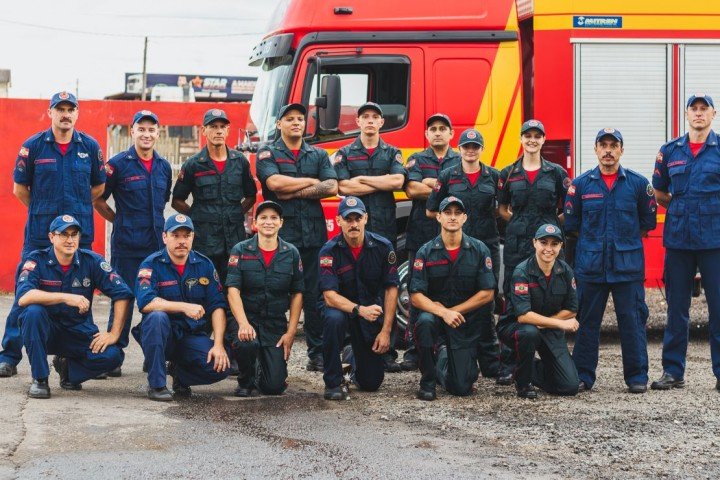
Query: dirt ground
xmin=1 ymin=290 xmax=719 ymax=479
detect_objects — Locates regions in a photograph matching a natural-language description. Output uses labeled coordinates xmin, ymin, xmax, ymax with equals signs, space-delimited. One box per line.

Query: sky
xmin=0 ymin=0 xmax=282 ymax=99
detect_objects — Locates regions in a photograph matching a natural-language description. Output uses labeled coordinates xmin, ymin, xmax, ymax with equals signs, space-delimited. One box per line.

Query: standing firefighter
xmin=566 ymin=128 xmax=656 ymax=393
xmin=172 ymin=108 xmax=257 ymax=283
xmin=651 ymin=94 xmax=720 ymax=392
xmin=226 ymin=201 xmax=304 ymax=397
xmin=319 ymin=196 xmax=399 ymax=400
xmin=497 ymin=224 xmax=580 ymax=399
xmin=410 ymin=196 xmax=496 ymax=400
xmin=0 ymin=92 xmax=106 ymax=378
xmin=255 ymin=103 xmax=338 ymax=373
xmin=93 ymin=110 xmax=172 ymax=377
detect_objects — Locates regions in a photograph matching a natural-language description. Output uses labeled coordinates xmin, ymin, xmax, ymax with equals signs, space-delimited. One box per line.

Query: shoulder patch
xmin=178 ymin=169 xmax=185 ymax=181
xmin=395 ymin=153 xmax=403 ymax=163
xmin=655 ymin=152 xmax=663 ymax=164
xmin=258 ymin=150 xmax=272 ymax=160
xmin=138 ymin=268 xmax=153 ymax=279
xmin=514 ymin=282 xmax=529 ymax=295
xmin=497 ymin=178 xmax=504 ymax=190
xmin=100 ymin=261 xmax=112 ymax=272
xmin=571 ymin=277 xmax=576 ymax=290
xmin=485 ymin=257 xmax=492 ymax=270
xmin=433 ymin=181 xmax=442 ymax=192
xmin=104 ymin=163 xmax=114 ymax=176
xmin=405 ymin=159 xmax=416 ymax=169
xmin=413 ymin=258 xmax=424 ymax=271
xmin=298 ymin=259 xmax=303 ymax=272
xmin=388 ymin=251 xmax=396 ymax=265
xmin=19 ymin=147 xmax=29 ymax=158
xmin=646 ymin=184 xmax=654 ymax=197
xmin=22 ymin=260 xmax=37 ymax=272
xmin=568 ymin=184 xmax=576 ymax=196
xmin=228 ymin=255 xmax=239 ymax=267
xmin=213 ymin=270 xmax=220 ymax=283
xmin=563 ymin=177 xmax=572 ymax=189
xmin=320 ymin=256 xmax=333 ymax=268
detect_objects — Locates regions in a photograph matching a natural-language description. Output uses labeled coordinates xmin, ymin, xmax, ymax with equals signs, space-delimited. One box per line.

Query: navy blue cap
xmin=426 ymin=113 xmax=452 ymax=128
xmin=534 ymin=223 xmax=563 ymax=241
xmin=132 ymin=110 xmax=159 ymax=126
xmin=49 ymin=91 xmax=78 ymax=109
xmin=164 ymin=213 xmax=195 ymax=232
xmin=458 ymin=128 xmax=484 ymax=147
xmin=686 ymin=94 xmax=715 ymax=109
xmin=203 ymin=108 xmax=230 ymax=126
xmin=595 ymin=127 xmax=623 ymax=145
xmin=49 ymin=214 xmax=82 ymax=233
xmin=521 ymin=119 xmax=546 ymax=135
xmin=277 ymin=103 xmax=306 ymax=120
xmin=357 ymin=102 xmax=383 ymax=117
xmin=439 ymin=196 xmax=466 ymax=212
xmin=255 ymin=200 xmax=283 ymax=217
xmin=338 ymin=196 xmax=367 ymax=218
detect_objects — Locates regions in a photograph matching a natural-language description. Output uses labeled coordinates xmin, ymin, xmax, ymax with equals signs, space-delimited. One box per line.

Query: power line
xmin=0 ymin=18 xmax=265 ymax=38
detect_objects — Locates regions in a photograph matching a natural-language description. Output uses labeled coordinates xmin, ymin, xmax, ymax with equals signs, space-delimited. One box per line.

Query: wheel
xmin=394 ymin=260 xmax=410 ymax=347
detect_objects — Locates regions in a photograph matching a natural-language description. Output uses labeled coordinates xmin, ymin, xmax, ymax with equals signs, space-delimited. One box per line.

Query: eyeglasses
xmin=54 ymin=231 xmax=80 ymax=240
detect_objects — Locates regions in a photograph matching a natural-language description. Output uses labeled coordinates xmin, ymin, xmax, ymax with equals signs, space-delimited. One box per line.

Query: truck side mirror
xmin=317 ymin=74 xmax=341 ymax=132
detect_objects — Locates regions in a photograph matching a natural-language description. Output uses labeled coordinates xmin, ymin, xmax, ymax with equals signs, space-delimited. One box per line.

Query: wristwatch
xmin=352 ymin=304 xmax=360 ymax=318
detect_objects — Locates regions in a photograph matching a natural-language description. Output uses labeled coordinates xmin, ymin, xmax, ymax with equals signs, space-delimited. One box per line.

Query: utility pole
xmin=141 ymin=36 xmax=148 ymax=101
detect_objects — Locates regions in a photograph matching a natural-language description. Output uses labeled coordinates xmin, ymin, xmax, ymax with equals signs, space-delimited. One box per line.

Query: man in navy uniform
xmin=18 ymin=215 xmax=133 ymax=399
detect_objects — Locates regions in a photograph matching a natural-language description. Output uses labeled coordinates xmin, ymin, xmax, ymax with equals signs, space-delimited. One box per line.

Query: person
xmin=497 ymin=224 xmax=580 ymax=399
xmin=410 ymin=196 xmax=496 ymax=400
xmin=651 ymin=94 xmax=720 ymax=391
xmin=498 ymin=120 xmax=569 ymax=296
xmin=0 ymin=91 xmax=106 ymax=378
xmin=566 ymin=128 xmax=657 ymax=393
xmin=400 ymin=113 xmax=461 ymax=371
xmin=17 ymin=215 xmax=133 ymax=399
xmin=318 ymin=196 xmax=399 ymax=400
xmin=226 ymin=200 xmax=304 ymax=396
xmin=334 ymin=102 xmax=406 ymax=372
xmin=172 ymin=108 xmax=257 ymax=283
xmin=255 ymin=103 xmax=338 ymax=373
xmin=92 ymin=110 xmax=172 ymax=377
xmin=132 ymin=214 xmax=230 ymax=401
xmin=425 ymin=128 xmax=508 ymax=382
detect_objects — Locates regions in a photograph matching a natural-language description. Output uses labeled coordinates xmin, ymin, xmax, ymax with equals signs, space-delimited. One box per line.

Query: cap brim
xmin=166 ymin=225 xmax=194 ymax=233
xmin=134 ymin=115 xmax=159 ymax=124
xmin=341 ymin=208 xmax=366 ymax=218
xmin=459 ymin=140 xmax=483 ymax=146
xmin=51 ymin=100 xmax=78 ymax=108
xmin=358 ymin=106 xmax=383 ymax=117
xmin=54 ymin=223 xmax=82 ymax=233
xmin=521 ymin=126 xmax=545 ymax=135
xmin=204 ymin=117 xmax=230 ymax=126
xmin=426 ymin=115 xmax=451 ymax=127
xmin=256 ymin=204 xmax=283 ymax=217
xmin=596 ymin=133 xmax=623 ymax=144
xmin=535 ymin=234 xmax=563 ymax=241
xmin=279 ymin=104 xmax=307 ymax=118
xmin=441 ymin=201 xmax=465 ymax=212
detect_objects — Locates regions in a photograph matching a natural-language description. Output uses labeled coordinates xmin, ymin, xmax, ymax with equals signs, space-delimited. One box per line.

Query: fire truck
xmin=242 ymin=0 xmax=720 ymax=327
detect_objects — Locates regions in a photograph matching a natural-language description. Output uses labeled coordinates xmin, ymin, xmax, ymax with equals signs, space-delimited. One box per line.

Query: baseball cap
xmin=164 ymin=214 xmax=195 ymax=233
xmin=595 ymin=127 xmax=624 ymax=145
xmin=49 ymin=91 xmax=78 ymax=109
xmin=439 ymin=196 xmax=466 ymax=212
xmin=426 ymin=113 xmax=452 ymax=128
xmin=49 ymin=214 xmax=82 ymax=233
xmin=458 ymin=128 xmax=484 ymax=147
xmin=686 ymin=94 xmax=715 ymax=109
xmin=255 ymin=200 xmax=283 ymax=217
xmin=534 ymin=223 xmax=563 ymax=241
xmin=338 ymin=196 xmax=367 ymax=218
xmin=520 ymin=119 xmax=546 ymax=136
xmin=357 ymin=102 xmax=383 ymax=117
xmin=277 ymin=103 xmax=307 ymax=120
xmin=132 ymin=110 xmax=159 ymax=126
xmin=203 ymin=108 xmax=230 ymax=126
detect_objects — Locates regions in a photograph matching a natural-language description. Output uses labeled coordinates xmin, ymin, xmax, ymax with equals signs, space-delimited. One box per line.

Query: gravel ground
xmin=1 ymin=290 xmax=719 ymax=479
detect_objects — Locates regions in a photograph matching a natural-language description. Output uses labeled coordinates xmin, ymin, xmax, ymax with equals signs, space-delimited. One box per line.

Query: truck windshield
xmin=249 ymin=58 xmax=292 ymax=143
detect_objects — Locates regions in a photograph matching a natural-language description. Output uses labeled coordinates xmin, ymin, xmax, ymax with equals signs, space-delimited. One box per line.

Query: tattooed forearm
xmin=296 ymin=179 xmax=338 ymax=199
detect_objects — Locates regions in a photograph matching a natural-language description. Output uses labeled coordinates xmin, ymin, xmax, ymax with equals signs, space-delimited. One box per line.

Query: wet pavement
xmin=1 ymin=293 xmax=719 ymax=479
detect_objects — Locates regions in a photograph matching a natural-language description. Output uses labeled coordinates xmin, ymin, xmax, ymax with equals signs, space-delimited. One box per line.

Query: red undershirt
xmin=465 ymin=170 xmax=481 ymax=186
xmin=174 ymin=263 xmax=186 ymax=276
xmin=690 ymin=142 xmax=704 ymax=157
xmin=60 ymin=264 xmax=71 ymax=274
xmin=545 ymin=274 xmax=552 ymax=286
xmin=447 ymin=247 xmax=460 ymax=263
xmin=259 ymin=247 xmax=277 ymax=266
xmin=350 ymin=245 xmax=363 ymax=260
xmin=525 ymin=167 xmax=540 ymax=184
xmin=601 ymin=172 xmax=618 ymax=190
xmin=290 ymin=149 xmax=300 ymax=159
xmin=57 ymin=142 xmax=70 ymax=155
xmin=211 ymin=158 xmax=226 ymax=174
xmin=366 ymin=147 xmax=376 ymax=157
xmin=139 ymin=155 xmax=153 ymax=172
xmin=437 ymin=156 xmax=444 ymax=163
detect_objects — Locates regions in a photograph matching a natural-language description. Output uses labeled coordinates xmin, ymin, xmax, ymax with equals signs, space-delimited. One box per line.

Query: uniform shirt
xmin=404 ymin=147 xmax=461 ymax=251
xmin=256 ymin=138 xmax=337 ymax=249
xmin=103 ymin=146 xmax=172 ymax=259
xmin=426 ymin=162 xmax=500 ymax=245
xmin=225 ymin=235 xmax=304 ymax=345
xmin=16 ymin=247 xmax=133 ymax=334
xmin=497 ymin=158 xmax=569 ymax=268
xmin=334 ymin=137 xmax=407 ymax=243
xmin=319 ymin=231 xmax=399 ymax=307
xmin=13 ymin=128 xmax=105 ymax=251
xmin=564 ymin=166 xmax=656 ymax=283
xmin=652 ymin=130 xmax=720 ymax=249
xmin=410 ymin=234 xmax=496 ymax=349
xmin=498 ymin=257 xmax=577 ymax=329
xmin=135 ymin=249 xmax=226 ymax=334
